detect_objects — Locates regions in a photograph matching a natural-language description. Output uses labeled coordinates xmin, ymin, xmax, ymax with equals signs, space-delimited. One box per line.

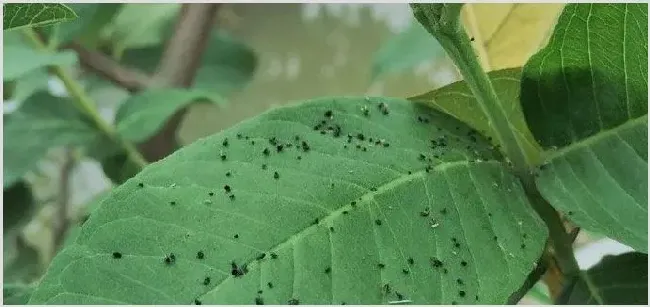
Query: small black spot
xmin=231 ymin=261 xmax=247 ymax=277
xmin=329 ymin=226 xmax=335 ymax=232
xmin=567 ymin=211 xmax=574 ymax=216
xmin=454 ymin=242 xmax=461 ymax=248
xmin=197 ymin=251 xmax=205 ymax=259
xmin=430 ymin=257 xmax=443 ymax=268
xmin=288 ymin=298 xmax=299 ymax=305
xmin=378 ymin=263 xmax=385 ymax=269
xmin=324 ymin=110 xmax=333 ymax=118
xmin=351 ymin=201 xmax=357 ymax=206
xmin=255 ymin=297 xmax=264 ymax=305
xmin=276 ymin=145 xmax=284 ymax=153
xmin=224 ymin=185 xmax=231 ymax=193
xmin=203 ymin=277 xmax=211 ymax=285
xmin=222 ymin=139 xmax=229 ymax=147
xmin=233 ymin=234 xmax=239 ymax=239
xmin=419 ymin=209 xmax=430 ymax=217
xmin=521 ymin=243 xmax=526 ymax=249
xmin=220 ymin=153 xmax=227 ymax=161
xmin=229 ymin=194 xmax=235 ymax=200
xmin=402 ymin=268 xmax=409 ymax=274
xmin=262 ymin=164 xmax=268 ymax=170
xmin=396 ymin=292 xmax=404 ymax=300
xmin=456 ymin=278 xmax=464 ymax=285
xmin=370 ymin=187 xmax=377 ymax=192
xmin=493 ymin=235 xmax=498 ymax=241
xmin=470 ymin=37 xmax=475 ymax=42
xmin=263 ymin=148 xmax=270 ymax=156
xmin=236 ymin=133 xmax=243 ymax=139
xmin=164 ymin=253 xmax=176 ymax=265
xmin=112 ymin=252 xmax=122 ymax=259
xmin=194 ymin=299 xmax=202 ymax=305
xmin=324 ymin=267 xmax=331 ymax=274
xmin=383 ymin=283 xmax=391 ymax=294
xmin=488 ymin=213 xmax=493 ymax=217
xmin=226 ymin=171 xmax=232 ymax=177
xmin=475 ymin=295 xmax=479 ymax=301
xmin=270 ymin=253 xmax=278 ymax=259
xmin=301 ymin=141 xmax=310 ymax=152
xmin=459 ymin=290 xmax=466 ymax=297
xmin=407 ymin=257 xmax=414 ymax=265
xmin=170 ymin=201 xmax=176 ymax=206
xmin=312 ymin=218 xmax=319 ymax=225
xmin=343 ymin=211 xmax=349 ymax=215
xmin=273 ymin=172 xmax=280 ymax=179
xmin=256 ymin=253 xmax=266 ymax=261
xmin=138 ymin=182 xmax=144 ymax=188
xmin=208 ymin=192 xmax=214 ymax=196
xmin=375 ymin=219 xmax=382 ymax=226
xmin=267 ymin=282 xmax=274 ymax=288
xmin=461 ymin=260 xmax=468 ymax=267
xmin=451 ymin=301 xmax=457 ymax=305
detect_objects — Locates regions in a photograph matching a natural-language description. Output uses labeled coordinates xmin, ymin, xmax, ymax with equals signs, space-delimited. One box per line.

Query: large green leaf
xmin=30 ymin=97 xmax=547 ymax=304
xmin=107 ymin=4 xmax=180 ymax=50
xmin=3 ymin=92 xmax=101 ymax=188
xmin=3 ymin=45 xmax=77 ymax=81
xmin=556 ymin=252 xmax=648 ymax=304
xmin=115 ymin=89 xmax=226 ymax=143
xmin=120 ymin=30 xmax=258 ymax=97
xmin=371 ymin=22 xmax=445 ymax=81
xmin=3 ymin=3 xmax=77 ymax=31
xmin=520 ymin=3 xmax=648 ymax=252
xmin=410 ymin=68 xmax=543 ymax=165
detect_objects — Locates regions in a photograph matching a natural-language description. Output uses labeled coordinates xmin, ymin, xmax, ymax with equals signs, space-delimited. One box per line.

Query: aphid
xmin=273 ymin=172 xmax=280 ymax=179
xmin=461 ymin=260 xmax=468 ymax=267
xmin=521 ymin=243 xmax=526 ymax=249
xmin=138 ymin=182 xmax=144 ymax=188
xmin=523 ymin=233 xmax=528 ymax=239
xmin=329 ymin=226 xmax=335 ymax=232
xmin=203 ymin=277 xmax=211 ymax=285
xmin=270 ymin=253 xmax=278 ymax=259
xmin=255 ymin=297 xmax=264 ymax=305
xmin=276 ymin=145 xmax=284 ymax=153
xmin=324 ymin=110 xmax=333 ymax=118
xmin=164 ymin=253 xmax=176 ymax=265
xmin=443 ymin=268 xmax=448 ymax=274
xmin=320 ymin=130 xmax=326 ymax=135
xmin=451 ymin=301 xmax=457 ymax=305
xmin=226 ymin=171 xmax=232 ymax=177
xmin=324 ymin=267 xmax=331 ymax=274
xmin=312 ymin=218 xmax=319 ymax=225
xmin=170 ymin=200 xmax=177 ymax=206
xmin=377 ymin=263 xmax=385 ymax=269
xmin=262 ymin=164 xmax=268 ymax=170
xmin=459 ymin=290 xmax=466 ymax=297
xmin=288 ymin=298 xmax=299 ymax=305
xmin=256 ymin=253 xmax=266 ymax=260
xmin=224 ymin=185 xmax=231 ymax=193
xmin=407 ymin=258 xmax=414 ymax=265
xmin=454 ymin=242 xmax=461 ymax=248
xmin=357 ymin=133 xmax=365 ymax=141
xmin=112 ymin=252 xmax=122 ymax=259
xmin=233 ymin=234 xmax=239 ymax=239
xmin=194 ymin=299 xmax=202 ymax=305
xmin=567 ymin=211 xmax=574 ymax=216
xmin=475 ymin=295 xmax=479 ymax=301
xmin=402 ymin=268 xmax=409 ymax=275
xmin=493 ymin=235 xmax=498 ymax=241
xmin=425 ymin=165 xmax=433 ymax=173
xmin=456 ymin=278 xmax=464 ymax=285
xmin=419 ymin=209 xmax=430 ymax=217
xmin=342 ymin=211 xmax=349 ymax=215
xmin=236 ymin=133 xmax=243 ymax=139
xmin=395 ymin=292 xmax=404 ymax=300
xmin=361 ymin=106 xmax=370 ymax=116
xmin=301 ymin=141 xmax=310 ymax=152
xmin=375 ymin=219 xmax=382 ymax=226
xmin=351 ymin=201 xmax=357 ymax=206
xmin=297 ymin=156 xmax=302 ymax=160
xmin=430 ymin=257 xmax=443 ymax=268
xmin=196 ymin=251 xmax=205 ymax=259
xmin=269 ymin=137 xmax=278 ymax=146
xmin=231 ymin=261 xmax=247 ymax=277
xmin=257 ymin=290 xmax=263 ymax=294
xmin=470 ymin=37 xmax=475 ymax=42
xmin=263 ymin=148 xmax=270 ymax=156
xmin=370 ymin=187 xmax=377 ymax=192
xmin=267 ymin=282 xmax=274 ymax=288
xmin=229 ymin=194 xmax=235 ymax=200
xmin=419 ymin=154 xmax=426 ymax=161
xmin=220 ymin=153 xmax=227 ymax=161
xmin=222 ymin=139 xmax=229 ymax=147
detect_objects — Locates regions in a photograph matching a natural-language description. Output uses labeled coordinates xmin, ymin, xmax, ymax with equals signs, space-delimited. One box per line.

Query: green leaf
xmin=30 ymin=97 xmax=547 ymax=304
xmin=557 ymin=252 xmax=648 ymax=304
xmin=115 ymin=89 xmax=225 ymax=143
xmin=410 ymin=68 xmax=543 ymax=165
xmin=107 ymin=4 xmax=180 ymax=50
xmin=520 ymin=3 xmax=648 ymax=252
xmin=45 ymin=4 xmax=123 ymax=47
xmin=3 ymin=45 xmax=77 ymax=81
xmin=4 ymin=283 xmax=35 ymax=305
xmin=3 ymin=3 xmax=77 ymax=31
xmin=3 ymin=181 xmax=35 ymax=234
xmin=120 ymin=30 xmax=258 ymax=97
xmin=3 ymin=92 xmax=101 ymax=188
xmin=410 ymin=4 xmax=465 ymax=38
xmin=371 ymin=22 xmax=445 ymax=80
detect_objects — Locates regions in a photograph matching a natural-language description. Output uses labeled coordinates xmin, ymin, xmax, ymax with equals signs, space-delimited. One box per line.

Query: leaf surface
xmin=410 ymin=68 xmax=542 ymax=165
xmin=521 ymin=3 xmax=648 ymax=252
xmin=556 ymin=252 xmax=648 ymax=304
xmin=3 ymin=3 xmax=77 ymax=31
xmin=31 ymin=97 xmax=546 ymax=304
xmin=3 ymin=92 xmax=100 ymax=188
xmin=3 ymin=45 xmax=77 ymax=81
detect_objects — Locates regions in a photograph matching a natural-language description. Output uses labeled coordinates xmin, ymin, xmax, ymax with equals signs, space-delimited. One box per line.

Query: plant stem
xmin=22 ymin=28 xmax=148 ymax=169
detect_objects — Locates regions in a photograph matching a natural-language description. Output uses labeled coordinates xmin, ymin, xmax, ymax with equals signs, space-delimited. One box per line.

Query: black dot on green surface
xmin=203 ymin=277 xmax=211 ymax=285
xmin=461 ymin=260 xmax=468 ymax=267
xmin=220 ymin=154 xmax=227 ymax=161
xmin=226 ymin=171 xmax=232 ymax=177
xmin=375 ymin=219 xmax=382 ymax=226
xmin=233 ymin=234 xmax=239 ymax=239
xmin=194 ymin=299 xmax=202 ymax=305
xmin=138 ymin=182 xmax=144 ymax=188
xmin=196 ymin=251 xmax=205 ymax=259
xmin=378 ymin=263 xmax=385 ymax=269
xmin=456 ymin=278 xmax=463 ymax=285
xmin=324 ymin=267 xmax=331 ymax=274
xmin=267 ymin=282 xmax=274 ymax=288
xmin=273 ymin=172 xmax=280 ymax=179
xmin=112 ymin=252 xmax=122 ymax=259
xmin=402 ymin=268 xmax=409 ymax=274
xmin=270 ymin=253 xmax=278 ymax=259
xmin=407 ymin=257 xmax=414 ymax=265
xmin=459 ymin=290 xmax=466 ymax=297
xmin=255 ymin=297 xmax=264 ymax=305
xmin=170 ymin=201 xmax=176 ymax=206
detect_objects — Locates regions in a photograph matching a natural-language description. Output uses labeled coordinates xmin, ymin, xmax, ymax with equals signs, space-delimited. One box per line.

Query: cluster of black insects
xmin=122 ymin=100 xmax=521 ymax=304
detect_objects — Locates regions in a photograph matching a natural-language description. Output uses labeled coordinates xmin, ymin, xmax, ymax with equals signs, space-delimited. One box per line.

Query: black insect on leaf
xmin=203 ymin=277 xmax=211 ymax=286
xmin=112 ymin=252 xmax=122 ymax=259
xmin=288 ymin=298 xmax=299 ymax=305
xmin=255 ymin=297 xmax=264 ymax=305
xmin=230 ymin=261 xmax=247 ymax=277
xmin=194 ymin=299 xmax=202 ymax=305
xmin=164 ymin=253 xmax=176 ymax=265
xmin=196 ymin=251 xmax=205 ymax=260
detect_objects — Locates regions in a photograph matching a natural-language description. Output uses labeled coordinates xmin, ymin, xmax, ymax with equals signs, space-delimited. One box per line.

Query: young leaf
xmin=556 ymin=252 xmax=648 ymax=304
xmin=3 ymin=45 xmax=77 ymax=81
xmin=30 ymin=97 xmax=547 ymax=304
xmin=371 ymin=22 xmax=445 ymax=81
xmin=115 ymin=89 xmax=226 ymax=143
xmin=3 ymin=92 xmax=101 ymax=188
xmin=520 ymin=3 xmax=648 ymax=252
xmin=120 ymin=30 xmax=258 ymax=97
xmin=3 ymin=3 xmax=77 ymax=31
xmin=410 ymin=68 xmax=543 ymax=165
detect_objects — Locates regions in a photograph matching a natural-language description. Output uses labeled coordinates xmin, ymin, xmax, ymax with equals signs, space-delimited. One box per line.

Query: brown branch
xmin=52 ymin=148 xmax=76 ymax=255
xmin=137 ymin=3 xmax=222 ymax=162
xmin=67 ymin=42 xmax=152 ymax=92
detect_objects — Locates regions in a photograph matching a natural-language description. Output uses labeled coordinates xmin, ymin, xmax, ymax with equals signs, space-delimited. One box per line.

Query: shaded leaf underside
xmin=30 ymin=97 xmax=547 ymax=305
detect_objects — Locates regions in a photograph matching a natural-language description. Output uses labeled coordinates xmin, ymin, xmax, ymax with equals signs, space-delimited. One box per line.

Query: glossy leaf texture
xmin=3 ymin=45 xmax=77 ymax=81
xmin=120 ymin=30 xmax=258 ymax=97
xmin=3 ymin=92 xmax=101 ymax=188
xmin=3 ymin=3 xmax=77 ymax=31
xmin=521 ymin=3 xmax=648 ymax=252
xmin=410 ymin=68 xmax=543 ymax=165
xmin=115 ymin=89 xmax=226 ymax=143
xmin=556 ymin=252 xmax=648 ymax=304
xmin=371 ymin=22 xmax=445 ymax=80
xmin=30 ymin=97 xmax=547 ymax=304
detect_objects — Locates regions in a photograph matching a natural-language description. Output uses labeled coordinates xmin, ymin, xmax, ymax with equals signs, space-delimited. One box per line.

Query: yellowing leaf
xmin=461 ymin=3 xmax=565 ymax=70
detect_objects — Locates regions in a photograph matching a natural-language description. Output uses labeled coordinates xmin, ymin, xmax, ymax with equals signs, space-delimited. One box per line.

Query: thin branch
xmin=52 ymin=147 xmax=76 ymax=255
xmin=138 ymin=3 xmax=221 ymax=162
xmin=66 ymin=42 xmax=152 ymax=92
